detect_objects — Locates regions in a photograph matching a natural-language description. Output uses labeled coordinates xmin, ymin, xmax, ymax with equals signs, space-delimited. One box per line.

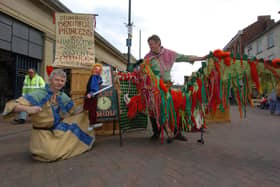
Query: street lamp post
xmin=126 ymin=0 xmax=132 ymax=71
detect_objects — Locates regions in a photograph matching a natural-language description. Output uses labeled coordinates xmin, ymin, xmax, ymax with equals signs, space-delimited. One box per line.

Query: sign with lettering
xmin=97 ymin=66 xmax=118 ymax=121
xmin=53 ymin=13 xmax=95 ymax=68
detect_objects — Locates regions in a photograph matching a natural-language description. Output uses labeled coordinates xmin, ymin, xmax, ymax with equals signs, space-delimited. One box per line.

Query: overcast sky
xmin=59 ymin=0 xmax=280 ymax=84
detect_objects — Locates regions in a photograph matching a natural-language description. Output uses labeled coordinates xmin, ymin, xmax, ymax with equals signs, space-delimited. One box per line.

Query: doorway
xmin=0 ymin=49 xmax=15 ymax=111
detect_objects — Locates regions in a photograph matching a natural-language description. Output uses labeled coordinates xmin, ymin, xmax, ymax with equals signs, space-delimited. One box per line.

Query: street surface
xmin=0 ymin=106 xmax=280 ymax=187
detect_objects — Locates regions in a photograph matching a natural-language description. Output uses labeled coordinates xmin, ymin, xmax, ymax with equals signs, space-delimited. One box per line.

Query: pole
xmin=139 ymin=29 xmax=141 ymax=59
xmin=126 ymin=0 xmax=132 ymax=71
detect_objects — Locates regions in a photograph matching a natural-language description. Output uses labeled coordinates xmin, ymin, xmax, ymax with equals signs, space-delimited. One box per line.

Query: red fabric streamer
xmin=127 ymin=95 xmax=145 ymax=119
xmin=222 ymin=51 xmax=231 ymax=57
xmin=272 ymin=58 xmax=280 ymax=68
xmin=171 ymin=90 xmax=184 ymax=130
xmin=46 ymin=66 xmax=54 ymax=76
xmin=213 ymin=49 xmax=223 ymax=59
xmin=171 ymin=90 xmax=183 ymax=113
xmin=189 ymin=86 xmax=197 ymax=113
xmin=159 ymin=79 xmax=168 ymax=93
xmin=248 ymin=60 xmax=260 ymax=93
xmin=196 ymin=79 xmax=203 ymax=105
xmin=127 ymin=97 xmax=138 ymax=119
xmin=264 ymin=63 xmax=280 ymax=81
xmin=224 ymin=56 xmax=231 ymax=66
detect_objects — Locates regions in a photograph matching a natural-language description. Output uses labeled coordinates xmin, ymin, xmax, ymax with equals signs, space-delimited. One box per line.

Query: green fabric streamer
xmin=160 ymin=89 xmax=167 ymax=125
xmin=181 ymin=111 xmax=187 ymax=131
xmin=243 ymin=72 xmax=247 ymax=117
xmin=219 ymin=79 xmax=225 ymax=112
xmin=166 ymin=93 xmax=177 ymax=130
xmin=226 ymin=73 xmax=231 ymax=106
xmin=185 ymin=92 xmax=192 ymax=128
xmin=236 ymin=74 xmax=244 ymax=117
xmin=201 ymin=79 xmax=207 ymax=105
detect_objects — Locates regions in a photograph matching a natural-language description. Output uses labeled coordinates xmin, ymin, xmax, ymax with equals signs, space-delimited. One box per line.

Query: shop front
xmin=0 ymin=12 xmax=43 ymax=110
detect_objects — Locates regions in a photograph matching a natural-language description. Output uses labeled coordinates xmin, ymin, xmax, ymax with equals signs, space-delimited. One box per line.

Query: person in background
xmin=84 ymin=63 xmax=103 ymax=130
xmin=14 ymin=68 xmax=45 ymax=124
xmin=144 ymin=34 xmax=207 ymax=142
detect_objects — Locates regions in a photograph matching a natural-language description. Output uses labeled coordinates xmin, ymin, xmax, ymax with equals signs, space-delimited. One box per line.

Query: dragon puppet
xmin=118 ymin=50 xmax=280 ymax=143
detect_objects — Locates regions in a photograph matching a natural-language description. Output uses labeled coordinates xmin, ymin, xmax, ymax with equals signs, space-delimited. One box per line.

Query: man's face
xmin=28 ymin=69 xmax=35 ymax=78
xmin=148 ymin=39 xmax=161 ymax=54
xmin=49 ymin=75 xmax=66 ymax=92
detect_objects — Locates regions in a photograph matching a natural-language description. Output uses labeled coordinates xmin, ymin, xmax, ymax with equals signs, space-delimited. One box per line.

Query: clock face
xmin=97 ymin=96 xmax=112 ymax=110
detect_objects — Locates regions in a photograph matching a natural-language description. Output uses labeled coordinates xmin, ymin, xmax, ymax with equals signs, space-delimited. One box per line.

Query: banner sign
xmin=53 ymin=13 xmax=95 ymax=68
xmin=97 ymin=66 xmax=118 ymax=121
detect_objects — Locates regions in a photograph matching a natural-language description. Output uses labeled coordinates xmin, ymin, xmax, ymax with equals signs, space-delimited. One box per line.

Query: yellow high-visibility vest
xmin=22 ymin=74 xmax=45 ymax=96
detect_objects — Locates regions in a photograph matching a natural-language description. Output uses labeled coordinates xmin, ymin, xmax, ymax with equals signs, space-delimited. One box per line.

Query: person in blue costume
xmin=84 ymin=63 xmax=103 ymax=130
xmin=2 ymin=69 xmax=95 ymax=162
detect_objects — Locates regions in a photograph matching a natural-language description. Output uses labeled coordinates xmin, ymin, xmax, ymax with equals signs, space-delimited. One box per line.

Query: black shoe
xmin=174 ymin=134 xmax=188 ymax=141
xmin=14 ymin=119 xmax=25 ymax=124
xmin=167 ymin=137 xmax=173 ymax=144
xmin=150 ymin=134 xmax=159 ymax=141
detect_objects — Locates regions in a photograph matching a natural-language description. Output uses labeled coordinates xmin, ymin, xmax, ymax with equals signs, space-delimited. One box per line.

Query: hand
xmin=189 ymin=55 xmax=208 ymax=63
xmin=26 ymin=106 xmax=42 ymax=114
xmin=87 ymin=93 xmax=91 ymax=98
xmin=73 ymin=106 xmax=83 ymax=114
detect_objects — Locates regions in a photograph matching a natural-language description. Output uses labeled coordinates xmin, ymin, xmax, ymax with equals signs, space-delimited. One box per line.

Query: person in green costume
xmin=144 ymin=34 xmax=207 ymax=142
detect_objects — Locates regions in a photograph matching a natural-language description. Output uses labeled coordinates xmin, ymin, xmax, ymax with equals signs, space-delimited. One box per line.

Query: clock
xmin=97 ymin=96 xmax=112 ymax=110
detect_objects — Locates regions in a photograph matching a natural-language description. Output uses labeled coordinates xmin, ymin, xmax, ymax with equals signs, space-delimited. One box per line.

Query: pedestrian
xmin=144 ymin=34 xmax=207 ymax=142
xmin=14 ymin=68 xmax=45 ymax=124
xmin=83 ymin=63 xmax=103 ymax=130
xmin=2 ymin=69 xmax=95 ymax=161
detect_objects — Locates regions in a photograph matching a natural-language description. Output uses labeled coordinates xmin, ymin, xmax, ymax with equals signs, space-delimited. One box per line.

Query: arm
xmin=87 ymin=76 xmax=101 ymax=98
xmin=22 ymin=76 xmax=27 ymax=96
xmin=176 ymin=54 xmax=207 ymax=64
xmin=39 ymin=76 xmax=45 ymax=88
xmin=13 ymin=104 xmax=42 ymax=114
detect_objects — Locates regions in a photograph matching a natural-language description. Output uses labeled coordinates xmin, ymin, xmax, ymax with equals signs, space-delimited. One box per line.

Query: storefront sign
xmin=53 ymin=13 xmax=95 ymax=68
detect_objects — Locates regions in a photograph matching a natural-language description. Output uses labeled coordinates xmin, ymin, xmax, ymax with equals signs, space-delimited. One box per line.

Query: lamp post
xmin=139 ymin=29 xmax=141 ymax=59
xmin=126 ymin=0 xmax=132 ymax=71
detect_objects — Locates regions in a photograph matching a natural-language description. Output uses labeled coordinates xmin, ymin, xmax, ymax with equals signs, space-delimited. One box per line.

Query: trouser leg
xmin=19 ymin=111 xmax=27 ymax=120
xmin=163 ymin=122 xmax=173 ymax=138
xmin=149 ymin=116 xmax=160 ymax=136
xmin=88 ymin=97 xmax=98 ymax=124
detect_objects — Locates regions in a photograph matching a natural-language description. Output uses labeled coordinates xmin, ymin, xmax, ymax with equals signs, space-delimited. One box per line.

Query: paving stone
xmin=0 ymin=106 xmax=280 ymax=186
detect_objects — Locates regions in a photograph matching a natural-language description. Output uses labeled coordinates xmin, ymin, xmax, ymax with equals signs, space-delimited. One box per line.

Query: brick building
xmin=244 ymin=20 xmax=280 ymax=60
xmin=223 ymin=16 xmax=275 ymax=57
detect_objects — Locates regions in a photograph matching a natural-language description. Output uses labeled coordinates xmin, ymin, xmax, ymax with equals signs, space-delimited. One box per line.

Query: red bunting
xmin=46 ymin=66 xmax=54 ymax=76
xmin=248 ymin=60 xmax=260 ymax=93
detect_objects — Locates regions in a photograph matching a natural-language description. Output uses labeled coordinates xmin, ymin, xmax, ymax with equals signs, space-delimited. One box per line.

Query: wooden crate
xmin=205 ymin=107 xmax=231 ymax=124
xmin=70 ymin=69 xmax=91 ymax=106
xmin=95 ymin=121 xmax=119 ymax=135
